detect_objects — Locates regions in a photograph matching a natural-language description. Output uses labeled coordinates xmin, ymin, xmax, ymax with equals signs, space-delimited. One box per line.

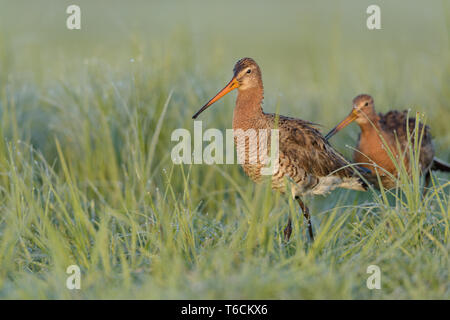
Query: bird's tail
xmin=335 ymin=152 xmax=376 ymax=191
xmin=339 ymin=164 xmax=374 ymax=191
xmin=432 ymin=157 xmax=450 ymax=172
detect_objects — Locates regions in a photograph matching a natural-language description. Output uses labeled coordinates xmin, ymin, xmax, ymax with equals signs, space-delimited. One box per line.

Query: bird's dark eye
xmin=246 ymin=69 xmax=252 ymax=74
xmin=364 ymin=102 xmax=369 ymax=106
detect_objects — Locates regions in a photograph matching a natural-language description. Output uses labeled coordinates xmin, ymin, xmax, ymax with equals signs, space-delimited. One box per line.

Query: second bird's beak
xmin=192 ymin=77 xmax=240 ymax=119
xmin=324 ymin=109 xmax=358 ymax=140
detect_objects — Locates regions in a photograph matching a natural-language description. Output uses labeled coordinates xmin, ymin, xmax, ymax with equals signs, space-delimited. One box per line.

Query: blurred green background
xmin=1 ymin=0 xmax=449 ymax=154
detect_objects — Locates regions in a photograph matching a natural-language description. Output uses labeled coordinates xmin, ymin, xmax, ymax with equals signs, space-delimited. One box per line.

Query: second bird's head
xmin=325 ymin=94 xmax=376 ymax=140
xmin=192 ymin=57 xmax=262 ymax=119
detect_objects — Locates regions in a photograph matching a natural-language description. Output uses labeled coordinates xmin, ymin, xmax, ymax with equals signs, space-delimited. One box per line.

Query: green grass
xmin=0 ymin=0 xmax=449 ymax=299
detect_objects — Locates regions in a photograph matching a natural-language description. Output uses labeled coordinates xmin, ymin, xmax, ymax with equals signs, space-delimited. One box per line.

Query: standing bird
xmin=324 ymin=94 xmax=450 ymax=190
xmin=192 ymin=58 xmax=372 ymax=241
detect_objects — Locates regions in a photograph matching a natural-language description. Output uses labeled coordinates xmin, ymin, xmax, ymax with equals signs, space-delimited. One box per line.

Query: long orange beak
xmin=324 ymin=109 xmax=358 ymax=140
xmin=192 ymin=77 xmax=240 ymax=119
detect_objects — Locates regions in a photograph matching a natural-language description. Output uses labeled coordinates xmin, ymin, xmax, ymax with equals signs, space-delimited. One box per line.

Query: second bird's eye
xmin=247 ymin=69 xmax=252 ymax=74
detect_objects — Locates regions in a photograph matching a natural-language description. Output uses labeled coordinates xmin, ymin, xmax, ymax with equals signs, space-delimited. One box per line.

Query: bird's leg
xmin=295 ymin=196 xmax=315 ymax=242
xmin=423 ymin=170 xmax=431 ymax=197
xmin=283 ymin=217 xmax=292 ymax=242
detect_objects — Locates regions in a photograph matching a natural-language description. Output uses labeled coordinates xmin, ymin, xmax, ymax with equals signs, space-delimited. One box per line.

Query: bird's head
xmin=325 ymin=94 xmax=376 ymax=140
xmin=192 ymin=57 xmax=262 ymax=119
xmin=352 ymin=94 xmax=375 ymax=125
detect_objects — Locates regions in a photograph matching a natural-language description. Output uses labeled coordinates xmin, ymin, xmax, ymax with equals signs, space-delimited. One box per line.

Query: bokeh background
xmin=1 ymin=0 xmax=449 ymax=157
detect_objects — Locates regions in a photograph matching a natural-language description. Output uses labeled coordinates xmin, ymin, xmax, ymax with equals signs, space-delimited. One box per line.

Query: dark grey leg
xmin=423 ymin=170 xmax=431 ymax=197
xmin=296 ymin=197 xmax=315 ymax=242
xmin=283 ymin=217 xmax=292 ymax=242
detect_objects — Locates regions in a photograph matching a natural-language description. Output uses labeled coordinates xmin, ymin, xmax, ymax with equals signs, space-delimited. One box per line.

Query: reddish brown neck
xmin=359 ymin=112 xmax=381 ymax=136
xmin=232 ymin=86 xmax=264 ymax=129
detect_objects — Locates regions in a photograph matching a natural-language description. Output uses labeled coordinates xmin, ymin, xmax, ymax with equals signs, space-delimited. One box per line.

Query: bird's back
xmin=379 ymin=110 xmax=434 ymax=172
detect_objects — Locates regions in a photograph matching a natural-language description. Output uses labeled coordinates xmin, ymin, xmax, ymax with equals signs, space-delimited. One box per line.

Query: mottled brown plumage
xmin=234 ymin=112 xmax=369 ymax=195
xmin=193 ymin=58 xmax=372 ymax=241
xmin=325 ymin=94 xmax=450 ymax=190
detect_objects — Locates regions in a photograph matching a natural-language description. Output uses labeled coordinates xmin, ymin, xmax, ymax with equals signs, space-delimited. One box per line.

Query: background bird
xmin=325 ymin=94 xmax=450 ymax=190
xmin=193 ymin=58 xmax=373 ymax=241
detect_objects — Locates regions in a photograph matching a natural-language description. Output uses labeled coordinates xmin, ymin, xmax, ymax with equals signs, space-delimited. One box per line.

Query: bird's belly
xmin=355 ymin=138 xmax=398 ymax=174
xmin=234 ymin=129 xmax=273 ymax=186
xmin=240 ymin=162 xmax=290 ymax=194
xmin=354 ymin=136 xmax=412 ymax=189
xmin=241 ymin=163 xmax=264 ymax=183
xmin=240 ymin=152 xmax=364 ymax=196
xmin=240 ymin=153 xmax=327 ymax=195
xmin=238 ymin=149 xmax=291 ymax=194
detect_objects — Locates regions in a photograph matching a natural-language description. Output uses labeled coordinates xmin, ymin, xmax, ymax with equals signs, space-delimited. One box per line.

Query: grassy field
xmin=0 ymin=0 xmax=449 ymax=299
